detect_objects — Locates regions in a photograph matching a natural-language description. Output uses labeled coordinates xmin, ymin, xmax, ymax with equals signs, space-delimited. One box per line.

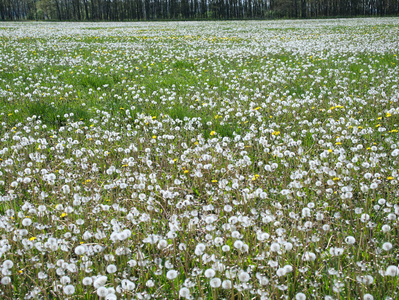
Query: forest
xmin=1 ymin=0 xmax=398 ymax=21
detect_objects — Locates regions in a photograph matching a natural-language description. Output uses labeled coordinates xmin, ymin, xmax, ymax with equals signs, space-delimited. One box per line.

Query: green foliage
xmin=79 ymin=75 xmax=116 ymax=89
xmin=26 ymin=101 xmax=92 ymax=128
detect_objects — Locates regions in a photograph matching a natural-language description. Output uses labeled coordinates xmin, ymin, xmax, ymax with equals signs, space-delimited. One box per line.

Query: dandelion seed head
xmin=222 ymin=245 xmax=230 ymax=252
xmin=204 ymin=268 xmax=216 ymax=278
xmin=179 ymin=287 xmax=190 ymax=298
xmin=166 ymin=270 xmax=178 ymax=280
xmin=97 ymin=286 xmax=109 ymax=297
xmin=386 ymin=265 xmax=399 ymax=276
xmin=63 ymin=284 xmax=75 ymax=295
xmin=222 ymin=280 xmax=232 ymax=289
xmin=295 ymin=292 xmax=306 ymax=300
xmin=22 ymin=218 xmax=32 ymax=226
xmin=210 ymin=277 xmax=221 ymax=288
xmin=345 ymin=236 xmax=356 ymax=245
xmin=238 ymin=271 xmax=250 ymax=282
xmin=382 ymin=242 xmax=393 ymax=251
xmin=270 ymin=242 xmax=280 ymax=252
xmin=1 ymin=277 xmax=11 ymax=285
xmin=106 ymin=264 xmax=117 ymax=274
xmin=82 ymin=277 xmax=93 ymax=286
xmin=93 ymin=275 xmax=107 ymax=288
xmin=2 ymin=260 xmax=13 ymax=269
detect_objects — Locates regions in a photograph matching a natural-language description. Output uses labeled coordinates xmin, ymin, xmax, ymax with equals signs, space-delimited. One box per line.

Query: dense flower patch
xmin=0 ymin=19 xmax=399 ymax=299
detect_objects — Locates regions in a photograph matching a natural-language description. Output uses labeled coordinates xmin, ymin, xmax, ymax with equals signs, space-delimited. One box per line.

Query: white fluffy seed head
xmin=386 ymin=265 xmax=399 ymax=276
xmin=121 ymin=279 xmax=135 ymax=291
xmin=166 ymin=270 xmax=178 ymax=280
xmin=97 ymin=286 xmax=109 ymax=297
xmin=93 ymin=275 xmax=107 ymax=288
xmin=302 ymin=207 xmax=311 ymax=217
xmin=364 ymin=275 xmax=374 ymax=285
xmin=22 ymin=218 xmax=32 ymax=226
xmin=222 ymin=245 xmax=230 ymax=252
xmin=276 ymin=268 xmax=286 ymax=277
xmin=296 ymin=292 xmax=306 ymax=300
xmin=2 ymin=260 xmax=13 ymax=269
xmin=146 ymin=280 xmax=154 ymax=287
xmin=74 ymin=245 xmax=86 ymax=255
xmin=382 ymin=224 xmax=391 ymax=232
xmin=302 ymin=251 xmax=316 ymax=261
xmin=60 ymin=276 xmax=71 ymax=285
xmin=270 ymin=242 xmax=280 ymax=252
xmin=238 ymin=271 xmax=250 ymax=282
xmin=284 ymin=242 xmax=293 ymax=251
xmin=363 ymin=294 xmax=374 ymax=300
xmin=329 ymin=247 xmax=344 ymax=256
xmin=82 ymin=277 xmax=93 ymax=286
xmin=259 ymin=276 xmax=269 ymax=285
xmin=105 ymin=294 xmax=117 ymax=300
xmin=158 ymin=239 xmax=168 ymax=249
xmin=283 ymin=265 xmax=293 ymax=273
xmin=204 ymin=268 xmax=216 ymax=278
xmin=106 ymin=264 xmax=117 ymax=274
xmin=231 ymin=231 xmax=241 ymax=238
xmin=63 ymin=285 xmax=75 ymax=295
xmin=1 ymin=277 xmax=11 ymax=285
xmin=345 ymin=236 xmax=356 ymax=245
xmin=179 ymin=287 xmax=190 ymax=298
xmin=234 ymin=240 xmax=243 ymax=249
xmin=222 ymin=280 xmax=232 ymax=289
xmin=382 ymin=242 xmax=393 ymax=251
xmin=210 ymin=277 xmax=221 ymax=288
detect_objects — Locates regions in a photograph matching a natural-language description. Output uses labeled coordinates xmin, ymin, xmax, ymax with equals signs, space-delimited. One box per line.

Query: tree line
xmin=1 ymin=0 xmax=398 ymax=21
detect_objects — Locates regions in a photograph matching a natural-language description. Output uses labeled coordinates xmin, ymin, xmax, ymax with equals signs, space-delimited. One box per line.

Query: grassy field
xmin=0 ymin=19 xmax=399 ymax=300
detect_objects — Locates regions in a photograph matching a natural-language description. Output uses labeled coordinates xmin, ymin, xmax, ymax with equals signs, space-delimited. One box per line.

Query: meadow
xmin=0 ymin=18 xmax=398 ymax=300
